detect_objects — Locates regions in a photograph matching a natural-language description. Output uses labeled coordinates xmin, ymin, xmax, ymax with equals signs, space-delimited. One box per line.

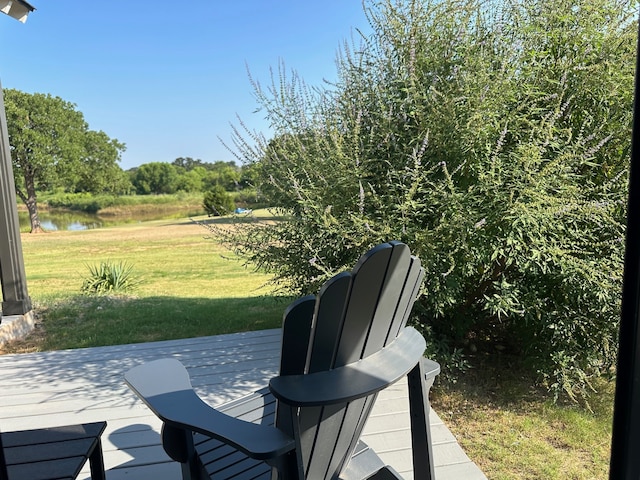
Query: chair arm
xmin=269 ymin=327 xmax=426 ymax=407
xmin=125 ymin=359 xmax=295 ymax=460
xmin=421 ymin=357 xmax=441 ymax=381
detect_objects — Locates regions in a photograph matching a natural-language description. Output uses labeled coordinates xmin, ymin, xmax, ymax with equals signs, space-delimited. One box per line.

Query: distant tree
xmin=203 ymin=161 xmax=241 ymax=191
xmin=72 ymin=131 xmax=131 ymax=194
xmin=132 ymin=162 xmax=178 ymax=194
xmin=176 ymin=166 xmax=206 ymax=192
xmin=172 ymin=157 xmax=206 ymax=171
xmin=203 ymin=185 xmax=234 ymax=216
xmin=239 ymin=162 xmax=260 ymax=189
xmin=4 ymin=89 xmax=126 ymax=232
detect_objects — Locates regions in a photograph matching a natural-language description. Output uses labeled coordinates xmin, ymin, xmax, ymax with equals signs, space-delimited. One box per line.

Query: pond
xmin=18 ymin=208 xmax=206 ymax=231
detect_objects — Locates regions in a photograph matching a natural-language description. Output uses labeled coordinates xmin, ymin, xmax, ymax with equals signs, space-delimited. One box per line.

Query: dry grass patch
xmin=431 ymin=354 xmax=613 ymax=479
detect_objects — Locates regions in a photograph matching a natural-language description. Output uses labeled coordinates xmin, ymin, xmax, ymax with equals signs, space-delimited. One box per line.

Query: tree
xmin=222 ymin=0 xmax=636 ymax=401
xmin=202 ymin=161 xmax=241 ymax=191
xmin=176 ymin=166 xmax=206 ymax=193
xmin=203 ymin=185 xmax=235 ymax=216
xmin=4 ymin=89 xmax=126 ymax=232
xmin=132 ymin=162 xmax=178 ymax=194
xmin=72 ymin=130 xmax=130 ymax=195
xmin=172 ymin=156 xmax=206 ymax=171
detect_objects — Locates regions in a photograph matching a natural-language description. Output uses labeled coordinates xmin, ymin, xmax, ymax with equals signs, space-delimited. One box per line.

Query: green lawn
xmin=14 ymin=214 xmax=290 ymax=350
xmin=431 ymin=355 xmax=614 ymax=479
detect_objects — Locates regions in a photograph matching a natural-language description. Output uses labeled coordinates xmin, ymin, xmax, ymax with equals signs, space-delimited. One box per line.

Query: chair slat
xmin=363 ymin=243 xmax=412 ymax=355
xmin=323 ymin=396 xmax=376 ymax=479
xmin=391 ymin=257 xmax=424 ymax=338
xmin=303 ymin=403 xmax=347 ymax=478
xmin=335 ymin=244 xmax=393 ymax=367
xmin=308 ymin=272 xmax=352 ymax=374
xmin=280 ymin=295 xmax=316 ymax=376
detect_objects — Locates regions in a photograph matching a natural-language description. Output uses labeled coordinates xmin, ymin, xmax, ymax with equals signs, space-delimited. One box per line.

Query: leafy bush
xmin=223 ymin=0 xmax=635 ymax=401
xmin=81 ymin=260 xmax=141 ymax=295
xmin=203 ymin=186 xmax=235 ymax=216
xmin=44 ymin=192 xmax=113 ymax=213
xmin=42 ymin=192 xmax=205 ymax=212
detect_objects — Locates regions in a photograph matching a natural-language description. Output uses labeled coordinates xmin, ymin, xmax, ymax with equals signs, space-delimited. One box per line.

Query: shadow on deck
xmin=0 ymin=328 xmax=485 ymax=479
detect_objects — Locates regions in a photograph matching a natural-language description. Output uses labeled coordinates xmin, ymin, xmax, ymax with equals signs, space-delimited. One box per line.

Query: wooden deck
xmin=0 ymin=328 xmax=486 ymax=479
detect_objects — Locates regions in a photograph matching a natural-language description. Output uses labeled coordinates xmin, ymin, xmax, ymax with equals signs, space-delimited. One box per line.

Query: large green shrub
xmin=225 ymin=0 xmax=636 ymax=401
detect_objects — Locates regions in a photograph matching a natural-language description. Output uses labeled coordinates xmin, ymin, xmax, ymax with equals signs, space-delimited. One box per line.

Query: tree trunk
xmin=16 ymin=169 xmax=43 ymax=233
xmin=26 ymin=195 xmax=42 ymax=233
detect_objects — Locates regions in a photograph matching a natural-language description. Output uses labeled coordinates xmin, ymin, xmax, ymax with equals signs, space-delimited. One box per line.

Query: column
xmin=0 ymin=81 xmax=31 ymax=317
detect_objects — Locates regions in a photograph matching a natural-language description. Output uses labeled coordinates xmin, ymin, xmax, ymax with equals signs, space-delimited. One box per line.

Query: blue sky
xmin=0 ymin=1 xmax=370 ymax=169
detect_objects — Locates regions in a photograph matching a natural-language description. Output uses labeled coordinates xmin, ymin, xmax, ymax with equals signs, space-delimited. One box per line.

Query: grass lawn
xmin=431 ymin=354 xmax=614 ymax=479
xmin=0 ymin=212 xmax=614 ymax=478
xmin=6 ymin=214 xmax=291 ymax=351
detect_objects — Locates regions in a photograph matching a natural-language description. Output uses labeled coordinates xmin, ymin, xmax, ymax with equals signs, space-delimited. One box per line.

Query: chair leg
xmin=162 ymin=424 xmax=201 ymax=480
xmin=407 ymin=359 xmax=439 ymax=480
xmin=368 ymin=466 xmax=403 ymax=479
xmin=88 ymin=437 xmax=106 ymax=480
xmin=266 ymin=449 xmax=300 ymax=480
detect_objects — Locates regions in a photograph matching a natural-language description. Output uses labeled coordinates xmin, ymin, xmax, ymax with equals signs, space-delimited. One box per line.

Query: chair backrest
xmin=275 ymin=241 xmax=424 ymax=479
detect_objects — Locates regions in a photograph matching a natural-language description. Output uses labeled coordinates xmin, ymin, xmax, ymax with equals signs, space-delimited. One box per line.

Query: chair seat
xmin=1 ymin=421 xmax=107 ymax=480
xmin=195 ymin=388 xmax=392 ymax=480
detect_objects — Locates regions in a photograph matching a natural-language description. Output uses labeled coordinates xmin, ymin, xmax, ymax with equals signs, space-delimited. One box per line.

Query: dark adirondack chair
xmin=0 ymin=422 xmax=107 ymax=480
xmin=125 ymin=241 xmax=440 ymax=479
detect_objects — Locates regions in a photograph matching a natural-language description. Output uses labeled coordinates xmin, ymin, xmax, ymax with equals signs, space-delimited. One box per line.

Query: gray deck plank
xmin=0 ymin=328 xmax=485 ymax=479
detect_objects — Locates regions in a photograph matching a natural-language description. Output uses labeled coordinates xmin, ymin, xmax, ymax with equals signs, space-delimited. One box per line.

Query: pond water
xmin=18 ymin=208 xmax=205 ymax=231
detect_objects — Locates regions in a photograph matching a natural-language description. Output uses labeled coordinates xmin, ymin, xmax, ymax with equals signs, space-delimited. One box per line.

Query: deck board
xmin=0 ymin=329 xmax=485 ymax=479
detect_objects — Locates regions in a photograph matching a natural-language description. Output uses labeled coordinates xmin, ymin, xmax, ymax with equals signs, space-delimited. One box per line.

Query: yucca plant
xmin=81 ymin=260 xmax=141 ymax=295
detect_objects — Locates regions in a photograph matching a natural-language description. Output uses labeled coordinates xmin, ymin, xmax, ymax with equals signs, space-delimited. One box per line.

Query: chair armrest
xmin=421 ymin=358 xmax=441 ymax=380
xmin=269 ymin=327 xmax=426 ymax=407
xmin=125 ymin=359 xmax=295 ymax=460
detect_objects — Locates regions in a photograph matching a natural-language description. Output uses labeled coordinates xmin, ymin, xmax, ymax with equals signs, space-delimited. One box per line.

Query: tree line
xmin=129 ymin=158 xmax=256 ymax=195
xmin=3 ymin=87 xmax=255 ymax=232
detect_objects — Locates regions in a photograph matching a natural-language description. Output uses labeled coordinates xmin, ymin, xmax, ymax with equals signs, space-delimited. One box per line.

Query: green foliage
xmin=72 ymin=131 xmax=131 ymax=195
xmin=132 ymin=162 xmax=179 ymax=194
xmin=203 ymin=185 xmax=235 ymax=216
xmin=81 ymin=260 xmax=141 ymax=295
xmin=201 ymin=161 xmax=241 ymax=191
xmin=232 ymin=188 xmax=265 ymax=209
xmin=175 ymin=167 xmax=206 ymax=193
xmin=45 ymin=193 xmax=125 ymax=213
xmin=225 ymin=0 xmax=636 ymax=401
xmin=130 ymin=159 xmax=250 ymax=195
xmin=42 ymin=191 xmax=204 ymax=213
xmin=4 ymin=89 xmax=126 ymax=231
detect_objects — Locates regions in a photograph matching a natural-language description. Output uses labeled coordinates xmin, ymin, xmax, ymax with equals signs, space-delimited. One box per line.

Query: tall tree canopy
xmin=131 ymin=162 xmax=178 ymax=194
xmin=4 ymin=89 xmax=125 ymax=232
xmin=224 ymin=0 xmax=637 ymax=400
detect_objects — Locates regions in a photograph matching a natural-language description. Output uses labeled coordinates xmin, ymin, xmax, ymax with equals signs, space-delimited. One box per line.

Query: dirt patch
xmin=0 ymin=319 xmax=46 ymax=355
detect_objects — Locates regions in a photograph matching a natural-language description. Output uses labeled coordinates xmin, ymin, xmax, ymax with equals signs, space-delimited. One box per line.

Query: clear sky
xmin=0 ymin=1 xmax=370 ymax=170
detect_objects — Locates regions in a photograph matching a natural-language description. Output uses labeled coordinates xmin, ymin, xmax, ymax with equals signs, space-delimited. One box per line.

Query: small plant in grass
xmin=81 ymin=260 xmax=141 ymax=295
